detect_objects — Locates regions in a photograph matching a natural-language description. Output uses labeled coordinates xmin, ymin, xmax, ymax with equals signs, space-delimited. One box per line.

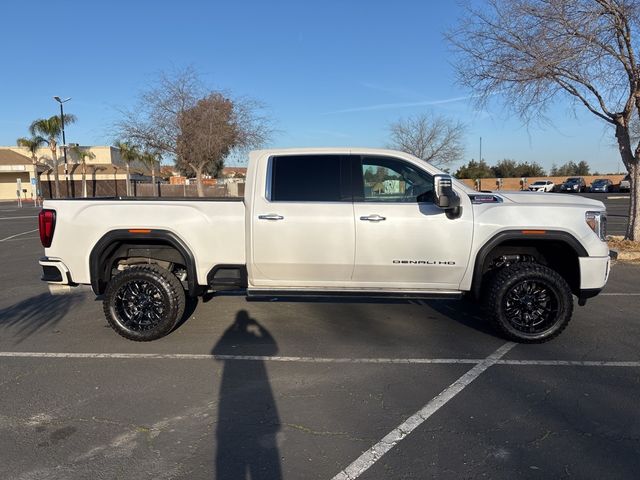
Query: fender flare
xmin=89 ymin=229 xmax=198 ymax=296
xmin=471 ymin=230 xmax=588 ymax=298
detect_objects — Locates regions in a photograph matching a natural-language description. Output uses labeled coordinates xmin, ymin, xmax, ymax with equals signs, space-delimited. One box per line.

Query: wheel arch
xmin=471 ymin=230 xmax=588 ymax=299
xmin=89 ymin=229 xmax=198 ymax=296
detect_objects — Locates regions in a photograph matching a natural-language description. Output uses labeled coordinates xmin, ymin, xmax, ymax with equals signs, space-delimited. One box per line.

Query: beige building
xmin=0 ymin=149 xmax=42 ymax=200
xmin=0 ymin=146 xmax=148 ymax=199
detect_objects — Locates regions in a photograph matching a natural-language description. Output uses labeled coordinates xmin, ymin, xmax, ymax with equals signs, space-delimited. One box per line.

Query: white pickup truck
xmin=38 ymin=148 xmax=613 ymax=343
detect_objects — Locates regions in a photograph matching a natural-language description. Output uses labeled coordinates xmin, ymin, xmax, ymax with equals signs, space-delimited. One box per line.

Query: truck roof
xmin=252 ymin=147 xmax=412 ymax=157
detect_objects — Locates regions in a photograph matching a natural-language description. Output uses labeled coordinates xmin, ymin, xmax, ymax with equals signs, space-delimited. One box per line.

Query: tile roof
xmin=0 ymin=149 xmax=32 ymax=165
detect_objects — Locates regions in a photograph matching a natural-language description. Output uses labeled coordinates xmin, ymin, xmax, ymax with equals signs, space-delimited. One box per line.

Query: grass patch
xmin=608 ymin=236 xmax=640 ymax=263
xmin=608 ymin=236 xmax=640 ymax=252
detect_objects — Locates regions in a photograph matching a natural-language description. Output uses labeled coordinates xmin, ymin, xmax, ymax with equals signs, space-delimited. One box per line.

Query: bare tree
xmin=176 ymin=93 xmax=270 ymax=197
xmin=447 ymin=0 xmax=640 ymax=240
xmin=388 ymin=114 xmax=465 ymax=168
xmin=115 ymin=66 xmax=271 ymax=195
xmin=114 ymin=66 xmax=203 ymax=156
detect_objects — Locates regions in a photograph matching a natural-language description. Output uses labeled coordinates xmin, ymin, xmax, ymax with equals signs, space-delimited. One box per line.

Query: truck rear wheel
xmin=103 ymin=264 xmax=186 ymax=341
xmin=485 ymin=263 xmax=573 ymax=343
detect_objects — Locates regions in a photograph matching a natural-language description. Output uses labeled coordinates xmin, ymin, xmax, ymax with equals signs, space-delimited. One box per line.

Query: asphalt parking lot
xmin=0 ymin=198 xmax=638 ymax=480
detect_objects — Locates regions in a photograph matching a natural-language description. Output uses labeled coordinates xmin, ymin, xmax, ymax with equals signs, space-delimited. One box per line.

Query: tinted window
xmin=357 ymin=156 xmax=433 ymax=203
xmin=271 ymin=155 xmax=347 ymax=202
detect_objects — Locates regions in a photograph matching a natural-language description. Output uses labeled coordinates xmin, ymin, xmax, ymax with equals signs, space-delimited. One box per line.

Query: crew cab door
xmin=250 ymin=154 xmax=355 ymax=287
xmin=351 ymin=155 xmax=473 ymax=290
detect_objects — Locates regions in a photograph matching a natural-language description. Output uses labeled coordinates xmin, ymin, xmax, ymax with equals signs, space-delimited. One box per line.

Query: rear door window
xmin=270 ymin=155 xmax=350 ymax=202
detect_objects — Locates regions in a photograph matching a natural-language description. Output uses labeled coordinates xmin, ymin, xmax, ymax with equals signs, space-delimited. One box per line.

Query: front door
xmin=351 ymin=155 xmax=473 ymax=290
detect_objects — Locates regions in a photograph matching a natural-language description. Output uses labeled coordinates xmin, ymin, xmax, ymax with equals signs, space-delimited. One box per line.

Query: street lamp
xmin=53 ymin=96 xmax=71 ymax=187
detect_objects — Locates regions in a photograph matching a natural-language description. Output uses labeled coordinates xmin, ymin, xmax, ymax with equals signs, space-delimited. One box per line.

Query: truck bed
xmin=42 ymin=198 xmax=246 ymax=287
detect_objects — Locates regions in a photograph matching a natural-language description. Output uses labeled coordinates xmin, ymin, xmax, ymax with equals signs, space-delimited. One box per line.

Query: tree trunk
xmin=51 ymin=145 xmax=60 ymax=198
xmin=613 ymin=122 xmax=639 ymax=241
xmin=82 ymin=162 xmax=87 ymax=198
xmin=627 ymin=161 xmax=640 ymax=240
xmin=195 ymin=167 xmax=204 ymax=197
xmin=126 ymin=163 xmax=131 ymax=196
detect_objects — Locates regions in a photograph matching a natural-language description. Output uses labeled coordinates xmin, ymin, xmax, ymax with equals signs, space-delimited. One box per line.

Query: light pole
xmin=53 ymin=96 xmax=71 ymax=191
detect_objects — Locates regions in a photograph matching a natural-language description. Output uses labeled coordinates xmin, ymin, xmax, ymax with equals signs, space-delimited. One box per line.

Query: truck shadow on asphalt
xmin=0 ymin=292 xmax=85 ymax=344
xmin=243 ymin=295 xmax=498 ymax=338
xmin=211 ymin=310 xmax=283 ymax=480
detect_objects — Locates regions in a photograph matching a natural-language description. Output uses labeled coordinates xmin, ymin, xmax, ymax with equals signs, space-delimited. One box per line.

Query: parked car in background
xmin=560 ymin=177 xmax=587 ymax=193
xmin=619 ymin=174 xmax=631 ymax=192
xmin=590 ymin=178 xmax=613 ymax=193
xmin=528 ymin=180 xmax=555 ymax=192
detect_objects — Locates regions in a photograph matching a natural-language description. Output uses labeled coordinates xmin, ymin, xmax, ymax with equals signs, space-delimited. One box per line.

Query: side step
xmin=246 ymin=289 xmax=463 ymax=301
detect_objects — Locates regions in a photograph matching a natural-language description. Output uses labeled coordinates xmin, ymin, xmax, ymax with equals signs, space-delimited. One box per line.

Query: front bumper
xmin=579 ymin=255 xmax=611 ymax=290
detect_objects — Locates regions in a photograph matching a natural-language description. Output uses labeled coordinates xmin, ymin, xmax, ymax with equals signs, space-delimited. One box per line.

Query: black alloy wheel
xmin=103 ymin=264 xmax=186 ymax=341
xmin=503 ymin=279 xmax=559 ymax=334
xmin=114 ymin=280 xmax=166 ymax=332
xmin=485 ymin=263 xmax=573 ymax=343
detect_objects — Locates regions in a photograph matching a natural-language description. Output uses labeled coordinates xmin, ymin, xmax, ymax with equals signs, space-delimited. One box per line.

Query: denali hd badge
xmin=393 ymin=260 xmax=456 ymax=265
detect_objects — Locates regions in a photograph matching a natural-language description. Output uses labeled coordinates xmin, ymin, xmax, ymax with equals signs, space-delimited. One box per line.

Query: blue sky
xmin=0 ymin=0 xmax=622 ymax=172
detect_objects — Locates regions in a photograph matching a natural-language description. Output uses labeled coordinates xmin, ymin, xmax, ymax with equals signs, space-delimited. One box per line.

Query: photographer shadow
xmin=212 ymin=310 xmax=282 ymax=480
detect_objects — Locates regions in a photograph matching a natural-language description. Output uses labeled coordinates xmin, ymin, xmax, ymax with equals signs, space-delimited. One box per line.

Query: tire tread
xmin=485 ymin=263 xmax=573 ymax=343
xmin=103 ymin=264 xmax=186 ymax=341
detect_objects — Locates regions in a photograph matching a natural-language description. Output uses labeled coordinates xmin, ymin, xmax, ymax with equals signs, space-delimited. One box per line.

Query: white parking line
xmin=0 ymin=216 xmax=38 ymax=220
xmin=601 ymin=293 xmax=640 ymax=296
xmin=0 ymin=351 xmax=482 ymax=363
xmin=0 ymin=228 xmax=38 ymax=242
xmin=0 ymin=351 xmax=639 ymax=367
xmin=331 ymin=342 xmax=516 ymax=480
xmin=497 ymin=359 xmax=640 ymax=367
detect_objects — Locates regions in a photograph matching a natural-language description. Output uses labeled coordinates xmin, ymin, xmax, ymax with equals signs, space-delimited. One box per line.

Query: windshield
xmin=566 ymin=178 xmax=580 ymax=183
xmin=532 ymin=181 xmax=546 ymax=185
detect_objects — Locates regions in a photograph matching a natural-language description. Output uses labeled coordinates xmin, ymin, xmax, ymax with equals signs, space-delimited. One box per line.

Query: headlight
xmin=585 ymin=211 xmax=607 ymax=241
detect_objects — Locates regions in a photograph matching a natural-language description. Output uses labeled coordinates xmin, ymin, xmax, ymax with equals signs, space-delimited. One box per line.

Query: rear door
xmin=250 ymin=154 xmax=355 ymax=287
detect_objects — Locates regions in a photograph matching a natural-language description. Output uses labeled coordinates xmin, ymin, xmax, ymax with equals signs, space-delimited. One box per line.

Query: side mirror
xmin=433 ymin=174 xmax=461 ymax=210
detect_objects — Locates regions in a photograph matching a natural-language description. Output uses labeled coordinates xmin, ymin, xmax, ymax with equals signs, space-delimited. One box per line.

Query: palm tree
xmin=140 ymin=149 xmax=161 ymax=195
xmin=29 ymin=114 xmax=76 ymax=198
xmin=70 ymin=146 xmax=96 ymax=198
xmin=114 ymin=141 xmax=140 ymax=196
xmin=16 ymin=136 xmax=46 ymax=200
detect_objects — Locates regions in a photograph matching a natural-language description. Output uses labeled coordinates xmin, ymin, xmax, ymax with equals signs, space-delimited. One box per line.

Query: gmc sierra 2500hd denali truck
xmin=38 ymin=148 xmax=613 ymax=343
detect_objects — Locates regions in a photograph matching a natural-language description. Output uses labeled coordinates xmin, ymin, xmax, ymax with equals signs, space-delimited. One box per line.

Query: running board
xmin=246 ymin=289 xmax=463 ymax=301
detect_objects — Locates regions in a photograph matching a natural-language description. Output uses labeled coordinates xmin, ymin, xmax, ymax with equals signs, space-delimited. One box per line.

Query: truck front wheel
xmin=103 ymin=264 xmax=186 ymax=341
xmin=485 ymin=263 xmax=573 ymax=343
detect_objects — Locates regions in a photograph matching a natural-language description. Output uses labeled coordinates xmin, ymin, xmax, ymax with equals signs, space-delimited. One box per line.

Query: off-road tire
xmin=103 ymin=264 xmax=186 ymax=341
xmin=485 ymin=263 xmax=573 ymax=343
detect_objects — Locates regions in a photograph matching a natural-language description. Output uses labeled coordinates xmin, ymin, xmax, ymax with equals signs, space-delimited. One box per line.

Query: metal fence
xmin=41 ymin=180 xmax=245 ymax=199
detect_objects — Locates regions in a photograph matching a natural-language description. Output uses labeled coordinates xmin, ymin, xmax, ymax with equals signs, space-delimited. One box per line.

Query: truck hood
xmin=496 ymin=191 xmax=605 ymax=210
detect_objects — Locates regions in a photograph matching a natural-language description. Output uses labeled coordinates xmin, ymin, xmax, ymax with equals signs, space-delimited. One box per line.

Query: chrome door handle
xmin=258 ymin=214 xmax=284 ymax=221
xmin=360 ymin=214 xmax=386 ymax=222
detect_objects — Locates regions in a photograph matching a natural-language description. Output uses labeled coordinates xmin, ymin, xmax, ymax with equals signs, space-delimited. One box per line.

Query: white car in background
xmin=528 ymin=180 xmax=555 ymax=192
